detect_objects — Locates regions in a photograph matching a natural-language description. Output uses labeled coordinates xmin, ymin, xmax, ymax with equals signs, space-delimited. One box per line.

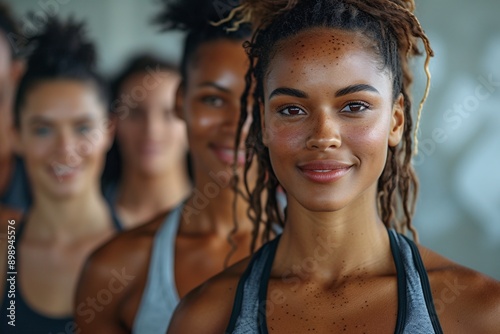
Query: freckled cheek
xmin=344 ymin=125 xmax=389 ymax=161
xmin=266 ymin=122 xmax=305 ymax=157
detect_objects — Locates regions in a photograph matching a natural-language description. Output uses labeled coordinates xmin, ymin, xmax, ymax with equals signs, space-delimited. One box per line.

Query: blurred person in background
xmin=101 ymin=54 xmax=191 ymax=229
xmin=75 ymin=0 xmax=279 ymax=333
xmin=0 ymin=16 xmax=123 ymax=333
xmin=0 ymin=2 xmax=29 ymax=218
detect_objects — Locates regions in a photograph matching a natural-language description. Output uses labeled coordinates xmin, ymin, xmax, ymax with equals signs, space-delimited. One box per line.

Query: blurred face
xmin=115 ymin=71 xmax=186 ymax=176
xmin=16 ymin=80 xmax=111 ymax=200
xmin=0 ymin=33 xmax=21 ymax=158
xmin=179 ymin=39 xmax=251 ymax=180
xmin=263 ymin=28 xmax=404 ymax=212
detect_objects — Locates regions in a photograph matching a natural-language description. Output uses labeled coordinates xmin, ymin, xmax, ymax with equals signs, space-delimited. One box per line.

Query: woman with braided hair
xmin=168 ymin=1 xmax=500 ymax=333
xmin=75 ymin=0 xmax=280 ymax=333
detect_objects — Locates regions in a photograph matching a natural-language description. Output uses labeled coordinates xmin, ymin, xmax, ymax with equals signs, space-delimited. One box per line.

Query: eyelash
xmin=276 ymin=101 xmax=372 ymax=116
xmin=340 ymin=101 xmax=371 ymax=113
xmin=277 ymin=104 xmax=306 ymax=116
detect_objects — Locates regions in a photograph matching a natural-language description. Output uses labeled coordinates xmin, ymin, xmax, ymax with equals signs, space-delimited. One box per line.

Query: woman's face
xmin=262 ymin=28 xmax=404 ymax=212
xmin=115 ymin=71 xmax=186 ymax=176
xmin=16 ymin=80 xmax=111 ymax=199
xmin=179 ymin=39 xmax=250 ymax=180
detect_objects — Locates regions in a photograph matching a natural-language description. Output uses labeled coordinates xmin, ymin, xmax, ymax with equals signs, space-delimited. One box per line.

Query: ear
xmin=260 ymin=101 xmax=268 ymax=147
xmin=174 ymin=82 xmax=185 ymax=121
xmin=388 ymin=94 xmax=405 ymax=147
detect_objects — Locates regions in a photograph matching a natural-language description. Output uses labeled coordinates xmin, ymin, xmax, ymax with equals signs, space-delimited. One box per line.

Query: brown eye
xmin=279 ymin=106 xmax=306 ymax=116
xmin=340 ymin=102 xmax=370 ymax=113
xmin=201 ymin=96 xmax=224 ymax=108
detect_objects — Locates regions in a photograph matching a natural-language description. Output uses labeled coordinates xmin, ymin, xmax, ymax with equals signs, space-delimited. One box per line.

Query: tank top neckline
xmin=227 ymin=229 xmax=444 ymax=334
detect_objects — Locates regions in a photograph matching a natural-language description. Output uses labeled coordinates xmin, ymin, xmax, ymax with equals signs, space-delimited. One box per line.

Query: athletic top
xmin=0 ymin=214 xmax=123 ymax=333
xmin=0 ymin=156 xmax=31 ymax=213
xmin=103 ymin=181 xmax=123 ymax=229
xmin=133 ymin=204 xmax=183 ymax=334
xmin=226 ymin=229 xmax=444 ymax=334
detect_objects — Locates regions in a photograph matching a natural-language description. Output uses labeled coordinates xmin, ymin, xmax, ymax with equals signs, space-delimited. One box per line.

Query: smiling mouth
xmin=298 ymin=161 xmax=353 ymax=183
xmin=49 ymin=163 xmax=82 ymax=181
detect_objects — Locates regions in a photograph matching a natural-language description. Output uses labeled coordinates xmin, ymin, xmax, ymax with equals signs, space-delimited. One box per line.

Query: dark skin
xmin=168 ymin=28 xmax=500 ymax=334
xmin=75 ymin=39 xmax=263 ymax=333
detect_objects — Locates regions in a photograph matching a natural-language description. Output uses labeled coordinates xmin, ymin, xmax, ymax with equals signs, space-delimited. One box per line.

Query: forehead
xmin=265 ymin=28 xmax=390 ymax=95
xmin=186 ymin=39 xmax=248 ymax=85
xmin=22 ymin=79 xmax=104 ymax=121
xmin=120 ymin=71 xmax=179 ymax=100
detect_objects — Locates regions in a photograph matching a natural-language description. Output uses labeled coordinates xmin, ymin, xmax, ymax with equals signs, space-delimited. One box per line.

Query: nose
xmin=221 ymin=103 xmax=242 ymax=136
xmin=54 ymin=128 xmax=81 ymax=165
xmin=55 ymin=128 xmax=76 ymax=153
xmin=306 ymin=111 xmax=341 ymax=151
xmin=144 ymin=110 xmax=164 ymax=140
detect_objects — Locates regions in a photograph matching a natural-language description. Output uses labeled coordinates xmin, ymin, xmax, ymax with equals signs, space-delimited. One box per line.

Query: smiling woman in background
xmin=75 ymin=0 xmax=280 ymax=333
xmin=0 ymin=17 xmax=122 ymax=333
xmin=168 ymin=0 xmax=500 ymax=333
xmin=101 ymin=54 xmax=191 ymax=229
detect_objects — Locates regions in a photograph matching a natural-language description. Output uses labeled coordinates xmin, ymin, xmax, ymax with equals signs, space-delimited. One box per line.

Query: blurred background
xmin=5 ymin=0 xmax=499 ymax=279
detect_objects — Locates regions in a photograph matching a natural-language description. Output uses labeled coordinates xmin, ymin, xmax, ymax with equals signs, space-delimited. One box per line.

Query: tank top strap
xmin=132 ymin=203 xmax=183 ymax=334
xmin=389 ymin=229 xmax=444 ymax=334
xmin=226 ymin=235 xmax=281 ymax=334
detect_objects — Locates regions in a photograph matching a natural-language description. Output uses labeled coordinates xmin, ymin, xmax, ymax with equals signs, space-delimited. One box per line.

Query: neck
xmin=116 ymin=164 xmax=191 ymax=226
xmin=276 ymin=191 xmax=394 ymax=284
xmin=27 ymin=187 xmax=111 ymax=241
xmin=181 ymin=166 xmax=251 ymax=236
xmin=0 ymin=154 xmax=14 ymax=197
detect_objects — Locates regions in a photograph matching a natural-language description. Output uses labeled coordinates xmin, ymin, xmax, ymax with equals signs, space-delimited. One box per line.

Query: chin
xmin=296 ymin=195 xmax=352 ymax=213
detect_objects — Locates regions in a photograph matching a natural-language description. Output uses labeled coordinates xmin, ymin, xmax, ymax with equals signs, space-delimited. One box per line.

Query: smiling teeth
xmin=313 ymin=170 xmax=332 ymax=173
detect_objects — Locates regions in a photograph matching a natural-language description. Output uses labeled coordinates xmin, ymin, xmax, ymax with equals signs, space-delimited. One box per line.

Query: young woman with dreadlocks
xmin=75 ymin=1 xmax=278 ymax=333
xmin=168 ymin=1 xmax=500 ymax=333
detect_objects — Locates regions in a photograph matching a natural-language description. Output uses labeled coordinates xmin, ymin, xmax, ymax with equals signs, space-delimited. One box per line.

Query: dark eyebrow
xmin=268 ymin=87 xmax=309 ymax=100
xmin=28 ymin=115 xmax=96 ymax=125
xmin=335 ymin=84 xmax=380 ymax=97
xmin=198 ymin=82 xmax=231 ymax=94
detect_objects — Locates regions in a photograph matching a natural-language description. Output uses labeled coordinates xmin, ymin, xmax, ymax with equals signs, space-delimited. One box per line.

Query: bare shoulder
xmin=168 ymin=257 xmax=251 ymax=334
xmin=75 ymin=210 xmax=168 ymax=332
xmin=418 ymin=245 xmax=500 ymax=333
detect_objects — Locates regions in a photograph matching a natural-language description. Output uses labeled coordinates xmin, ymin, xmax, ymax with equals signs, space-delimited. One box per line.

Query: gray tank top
xmin=132 ymin=204 xmax=182 ymax=334
xmin=226 ymin=229 xmax=443 ymax=334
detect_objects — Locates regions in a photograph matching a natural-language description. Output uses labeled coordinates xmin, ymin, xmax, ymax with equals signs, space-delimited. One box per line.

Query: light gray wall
xmin=6 ymin=0 xmax=500 ymax=279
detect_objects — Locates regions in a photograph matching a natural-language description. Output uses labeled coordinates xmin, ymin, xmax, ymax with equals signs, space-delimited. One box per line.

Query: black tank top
xmin=0 ymin=215 xmax=123 ymax=333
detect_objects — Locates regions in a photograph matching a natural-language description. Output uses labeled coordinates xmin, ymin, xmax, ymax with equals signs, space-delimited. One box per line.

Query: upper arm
xmin=167 ymin=269 xmax=243 ymax=334
xmin=427 ymin=262 xmax=500 ymax=333
xmin=74 ymin=244 xmax=130 ymax=334
xmin=74 ymin=232 xmax=152 ymax=334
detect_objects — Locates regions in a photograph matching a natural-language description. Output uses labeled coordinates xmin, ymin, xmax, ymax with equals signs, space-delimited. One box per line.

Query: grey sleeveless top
xmin=132 ymin=204 xmax=182 ymax=334
xmin=226 ymin=229 xmax=443 ymax=334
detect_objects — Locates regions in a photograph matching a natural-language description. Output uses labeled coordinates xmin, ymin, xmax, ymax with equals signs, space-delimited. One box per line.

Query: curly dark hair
xmin=0 ymin=2 xmax=22 ymax=58
xmin=227 ymin=0 xmax=433 ymax=250
xmin=153 ymin=0 xmax=252 ymax=84
xmin=13 ymin=16 xmax=107 ymax=128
